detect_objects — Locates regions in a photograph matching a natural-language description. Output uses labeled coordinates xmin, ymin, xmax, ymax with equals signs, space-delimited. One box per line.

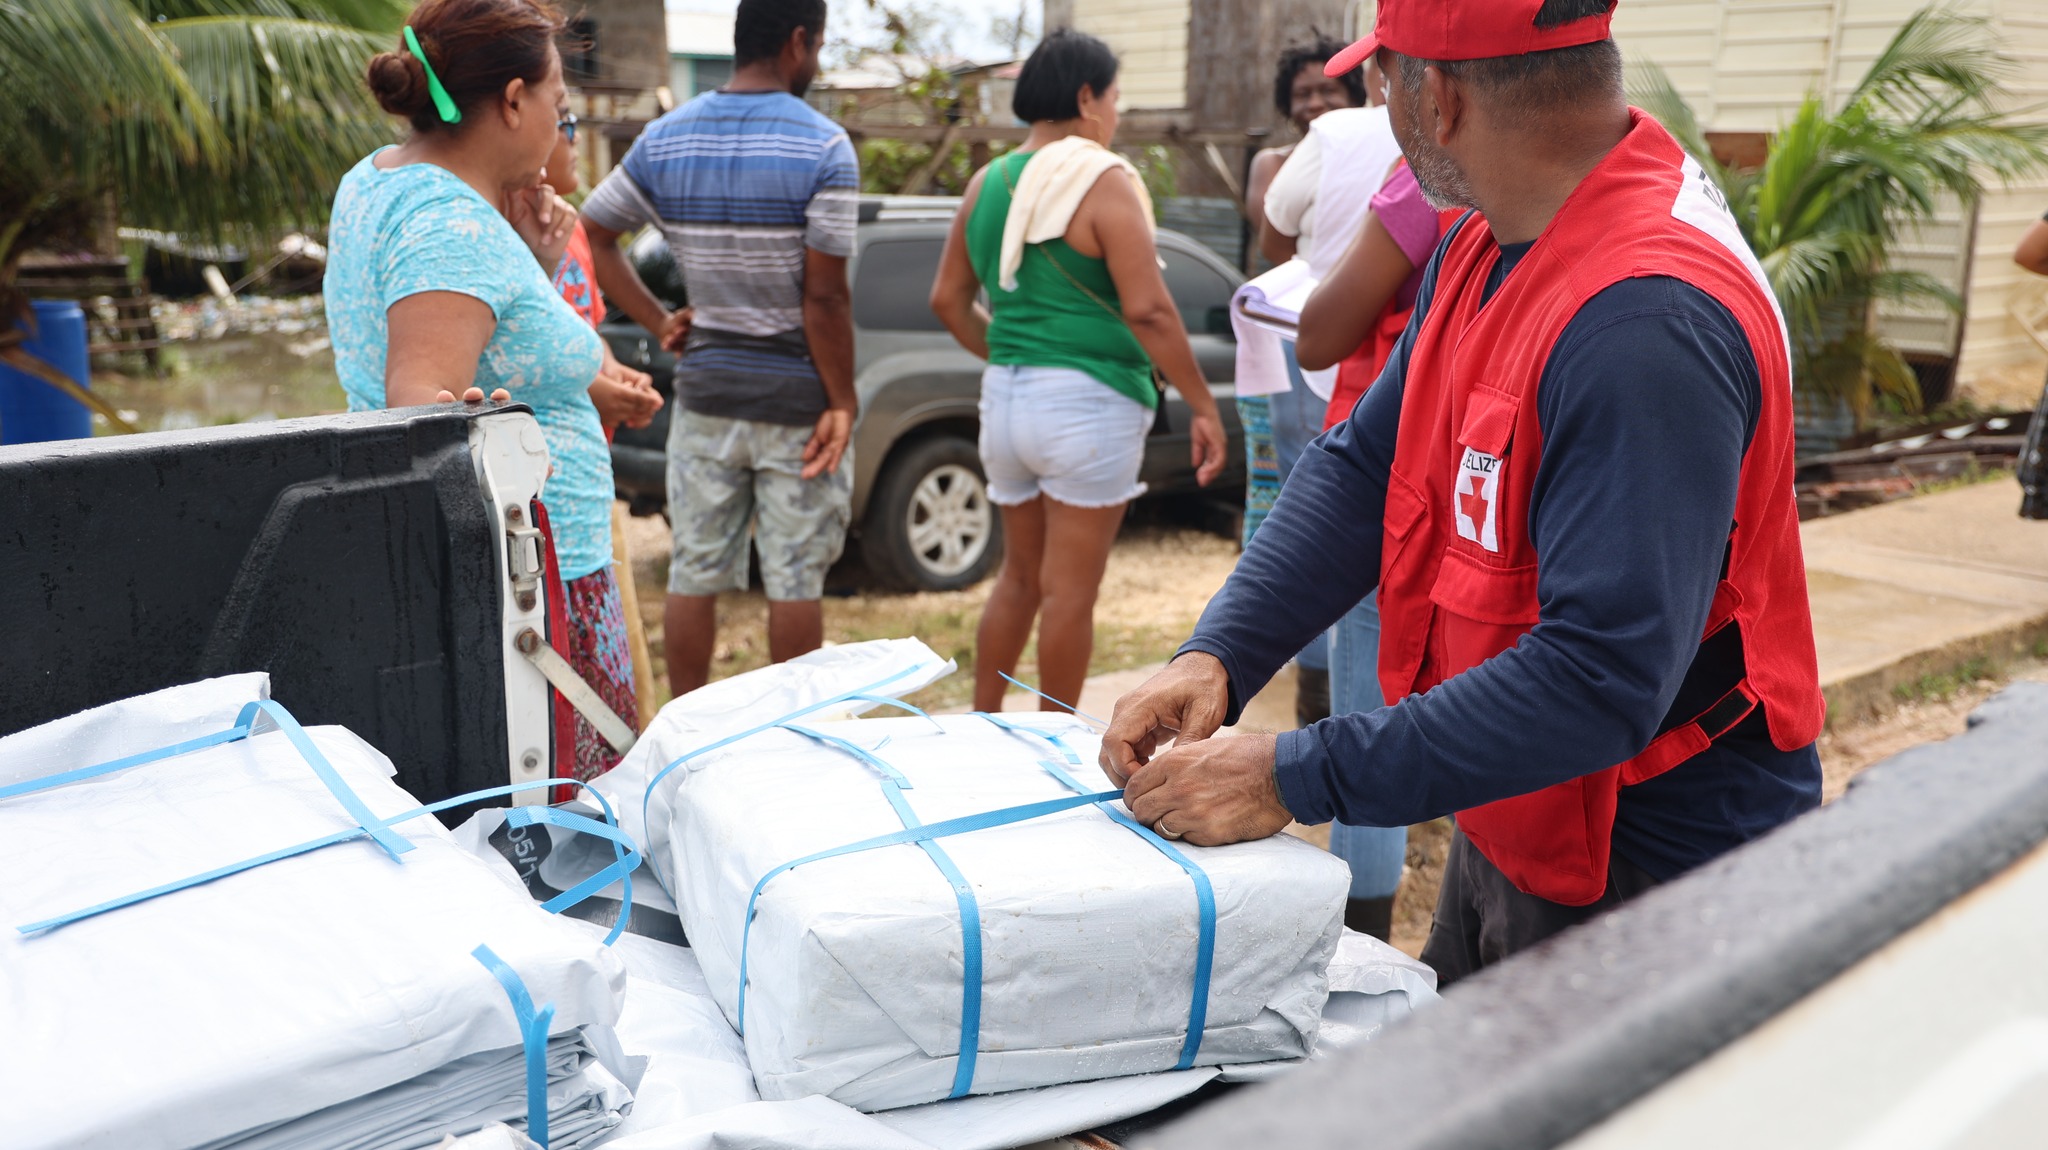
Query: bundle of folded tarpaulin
xmin=0 ymin=674 xmax=645 ymax=1150
xmin=0 ymin=642 xmax=1438 ymax=1150
xmin=592 ymin=639 xmax=1422 ymax=1112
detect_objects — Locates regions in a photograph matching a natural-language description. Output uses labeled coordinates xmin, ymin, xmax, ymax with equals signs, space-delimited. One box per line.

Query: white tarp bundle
xmin=597 ymin=640 xmax=1357 ymax=1112
xmin=0 ymin=675 xmax=635 ymax=1150
xmin=539 ymin=917 xmax=1436 ymax=1150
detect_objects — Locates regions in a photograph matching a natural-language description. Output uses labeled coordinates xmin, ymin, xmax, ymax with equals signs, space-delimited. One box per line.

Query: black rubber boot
xmin=1344 ymin=895 xmax=1395 ymax=941
xmin=1295 ymin=666 xmax=1330 ymax=727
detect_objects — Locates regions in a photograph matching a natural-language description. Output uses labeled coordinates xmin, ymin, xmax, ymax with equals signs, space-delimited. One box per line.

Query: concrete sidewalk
xmin=1803 ymin=475 xmax=2048 ymax=720
xmin=1005 ymin=476 xmax=2048 ymax=730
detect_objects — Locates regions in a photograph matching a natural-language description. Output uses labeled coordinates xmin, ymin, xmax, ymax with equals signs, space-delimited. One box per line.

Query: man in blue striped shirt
xmin=587 ymin=0 xmax=859 ymax=695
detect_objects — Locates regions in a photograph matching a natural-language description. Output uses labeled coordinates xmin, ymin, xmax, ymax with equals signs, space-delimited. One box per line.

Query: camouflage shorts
xmin=665 ymin=409 xmax=852 ymax=601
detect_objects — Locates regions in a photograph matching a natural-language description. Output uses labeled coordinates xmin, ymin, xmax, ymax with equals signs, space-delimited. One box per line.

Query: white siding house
xmin=1611 ymin=0 xmax=2048 ymax=407
xmin=1045 ymin=0 xmax=1192 ymax=110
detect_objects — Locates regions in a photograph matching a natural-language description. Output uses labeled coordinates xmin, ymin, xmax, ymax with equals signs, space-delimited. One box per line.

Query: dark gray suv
xmin=604 ymin=196 xmax=1245 ymax=592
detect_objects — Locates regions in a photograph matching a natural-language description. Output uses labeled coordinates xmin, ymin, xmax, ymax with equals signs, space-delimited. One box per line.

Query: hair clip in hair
xmin=403 ymin=25 xmax=462 ymax=124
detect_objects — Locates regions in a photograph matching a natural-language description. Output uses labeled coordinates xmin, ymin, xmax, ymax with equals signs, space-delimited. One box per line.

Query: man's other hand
xmin=660 ymin=307 xmax=694 ymax=353
xmin=1124 ymin=732 xmax=1292 ymax=847
xmin=801 ymin=406 xmax=854 ymax=479
xmin=1099 ymin=652 xmax=1232 ymax=786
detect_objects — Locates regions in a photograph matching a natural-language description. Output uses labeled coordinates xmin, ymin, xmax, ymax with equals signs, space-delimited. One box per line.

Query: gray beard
xmin=1393 ymin=101 xmax=1478 ymax=211
xmin=1404 ymin=137 xmax=1477 ymax=212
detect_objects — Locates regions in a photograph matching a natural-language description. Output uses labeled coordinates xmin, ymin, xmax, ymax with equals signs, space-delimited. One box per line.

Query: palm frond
xmin=0 ymin=0 xmax=220 ymax=264
xmin=141 ymin=15 xmax=395 ymax=234
xmin=1627 ymin=59 xmax=1727 ymax=185
xmin=1844 ymin=6 xmax=2010 ymax=121
xmin=1868 ymin=267 xmax=1962 ymax=311
xmin=123 ymin=0 xmax=408 ymax=32
xmin=1639 ymin=3 xmax=2048 ymax=423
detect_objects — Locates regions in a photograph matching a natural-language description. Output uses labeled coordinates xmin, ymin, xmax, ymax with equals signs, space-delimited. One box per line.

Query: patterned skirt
xmin=566 ymin=565 xmax=640 ymax=780
xmin=1237 ymin=395 xmax=1281 ymax=546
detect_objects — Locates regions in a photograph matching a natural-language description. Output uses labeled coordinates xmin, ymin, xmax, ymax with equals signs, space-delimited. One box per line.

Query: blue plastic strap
xmin=778 ymin=724 xmax=914 ymax=788
xmin=19 ymin=778 xmax=641 ymax=939
xmin=0 ymin=725 xmax=252 ymax=801
xmin=472 ymin=944 xmax=556 ymax=1149
xmin=236 ymin=700 xmax=414 ymax=861
xmin=1092 ymin=803 xmax=1216 ymax=1069
xmin=972 ymin=712 xmax=1090 ymax=790
xmin=0 ymin=700 xmax=414 ymax=863
xmin=503 ymin=804 xmax=642 ymax=945
xmin=735 ymin=788 xmax=1114 ymax=1036
xmin=776 ymin=722 xmax=985 ymax=1098
xmin=636 ymin=663 xmax=942 ymax=872
xmin=997 ymin=671 xmax=1110 ymax=727
xmin=973 ymin=713 xmax=1216 ymax=1069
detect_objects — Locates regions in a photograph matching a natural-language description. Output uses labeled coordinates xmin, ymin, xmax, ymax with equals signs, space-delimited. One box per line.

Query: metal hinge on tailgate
xmin=504 ymin=504 xmax=544 ymax=612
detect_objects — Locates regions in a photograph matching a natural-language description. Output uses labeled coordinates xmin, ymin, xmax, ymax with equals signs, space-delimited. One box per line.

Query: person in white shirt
xmin=1236 ymin=36 xmax=1371 ymax=730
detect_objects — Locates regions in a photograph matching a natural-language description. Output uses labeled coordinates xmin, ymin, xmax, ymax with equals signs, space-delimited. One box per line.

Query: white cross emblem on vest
xmin=1455 ymin=447 xmax=1501 ymax=553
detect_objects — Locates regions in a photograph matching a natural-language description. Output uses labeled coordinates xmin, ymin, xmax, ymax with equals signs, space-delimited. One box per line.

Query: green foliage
xmin=1892 ymin=656 xmax=1994 ymax=704
xmin=1631 ymin=6 xmax=2048 ymax=424
xmin=0 ymin=0 xmax=398 ymax=280
xmin=859 ymin=140 xmax=1012 ymax=196
xmin=1128 ymin=145 xmax=1178 ymax=203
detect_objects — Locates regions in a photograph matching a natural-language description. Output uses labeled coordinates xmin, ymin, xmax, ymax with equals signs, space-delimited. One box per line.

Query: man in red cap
xmin=1100 ymin=0 xmax=1826 ymax=982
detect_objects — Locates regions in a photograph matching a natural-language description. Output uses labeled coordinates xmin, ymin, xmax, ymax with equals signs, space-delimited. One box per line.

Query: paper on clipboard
xmin=1231 ymin=259 xmax=1319 ymax=340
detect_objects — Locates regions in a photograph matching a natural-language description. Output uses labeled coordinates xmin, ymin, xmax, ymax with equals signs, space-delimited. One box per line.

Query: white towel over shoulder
xmin=998 ymin=136 xmax=1155 ymax=292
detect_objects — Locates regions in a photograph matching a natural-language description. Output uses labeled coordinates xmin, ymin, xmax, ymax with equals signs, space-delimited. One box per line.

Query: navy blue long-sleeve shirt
xmin=1182 ymin=231 xmax=1821 ymax=882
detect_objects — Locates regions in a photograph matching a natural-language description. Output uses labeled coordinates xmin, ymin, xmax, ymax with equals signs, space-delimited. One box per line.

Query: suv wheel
xmin=865 ymin=435 xmax=1001 ymax=591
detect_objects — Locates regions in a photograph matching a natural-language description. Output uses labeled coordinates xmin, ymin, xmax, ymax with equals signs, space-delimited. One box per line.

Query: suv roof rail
xmin=858 ymin=195 xmax=963 ymax=224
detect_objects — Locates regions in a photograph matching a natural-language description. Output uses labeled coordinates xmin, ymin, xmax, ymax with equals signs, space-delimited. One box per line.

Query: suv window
xmin=854 ymin=239 xmax=947 ymax=332
xmin=1161 ymin=245 xmax=1236 ymax=336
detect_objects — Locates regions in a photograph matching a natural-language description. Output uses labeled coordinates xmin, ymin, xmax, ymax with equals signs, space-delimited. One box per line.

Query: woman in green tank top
xmin=930 ymin=29 xmax=1228 ymax=716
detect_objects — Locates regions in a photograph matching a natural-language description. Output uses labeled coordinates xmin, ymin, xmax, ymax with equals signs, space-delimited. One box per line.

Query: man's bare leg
xmin=665 ymin=594 xmax=717 ymax=697
xmin=767 ymin=598 xmax=824 ymax=663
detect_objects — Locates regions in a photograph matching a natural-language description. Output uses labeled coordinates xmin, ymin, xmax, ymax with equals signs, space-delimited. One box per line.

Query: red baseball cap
xmin=1325 ymin=0 xmax=1617 ymax=75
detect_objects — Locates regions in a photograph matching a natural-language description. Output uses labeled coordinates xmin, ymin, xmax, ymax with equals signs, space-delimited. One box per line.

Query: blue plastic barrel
xmin=0 ymin=299 xmax=93 ymax=444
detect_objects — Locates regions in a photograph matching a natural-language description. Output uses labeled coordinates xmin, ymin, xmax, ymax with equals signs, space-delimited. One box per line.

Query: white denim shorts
xmin=978 ymin=364 xmax=1151 ymax=508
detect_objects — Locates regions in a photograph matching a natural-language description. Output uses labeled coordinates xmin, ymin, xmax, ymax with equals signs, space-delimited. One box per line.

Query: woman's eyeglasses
xmin=557 ymin=111 xmax=578 ymax=143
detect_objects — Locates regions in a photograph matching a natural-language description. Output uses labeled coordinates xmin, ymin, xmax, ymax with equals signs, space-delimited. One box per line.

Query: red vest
xmin=1324 ymin=206 xmax=1466 ymax=432
xmin=1378 ymin=111 xmax=1824 ymax=906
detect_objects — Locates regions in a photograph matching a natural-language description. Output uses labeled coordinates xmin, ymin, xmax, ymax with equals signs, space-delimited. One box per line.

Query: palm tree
xmin=1632 ymin=6 xmax=2048 ymax=423
xmin=0 ymin=0 xmax=404 ymax=429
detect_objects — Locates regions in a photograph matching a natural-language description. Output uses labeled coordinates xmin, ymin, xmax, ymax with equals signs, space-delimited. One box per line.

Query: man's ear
xmin=788 ymin=24 xmax=812 ymax=62
xmin=1421 ymin=65 xmax=1463 ymax=146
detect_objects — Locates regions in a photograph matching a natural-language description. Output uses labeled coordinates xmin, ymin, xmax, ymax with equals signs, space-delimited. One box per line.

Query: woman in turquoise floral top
xmin=326 ymin=0 xmax=650 ymax=777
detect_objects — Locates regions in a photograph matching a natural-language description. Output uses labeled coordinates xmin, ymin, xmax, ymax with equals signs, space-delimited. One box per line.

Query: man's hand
xmin=801 ymin=406 xmax=854 ymax=479
xmin=1123 ymin=732 xmax=1293 ymax=847
xmin=1099 ymin=652 xmax=1232 ymax=786
xmin=659 ymin=306 xmax=694 ymax=353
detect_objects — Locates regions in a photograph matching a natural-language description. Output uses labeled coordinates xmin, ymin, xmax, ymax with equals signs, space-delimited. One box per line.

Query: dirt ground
xmin=618 ymin=503 xmax=2048 ymax=960
xmin=617 ymin=504 xmax=1243 ymax=714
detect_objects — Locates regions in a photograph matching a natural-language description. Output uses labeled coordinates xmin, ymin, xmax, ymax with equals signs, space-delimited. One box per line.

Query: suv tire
xmin=864 ymin=434 xmax=1001 ymax=591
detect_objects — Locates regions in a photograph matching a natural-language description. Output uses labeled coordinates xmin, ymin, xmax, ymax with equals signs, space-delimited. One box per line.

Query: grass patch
xmin=1892 ymin=656 xmax=1997 ymax=705
xmin=1909 ymin=462 xmax=2014 ymax=498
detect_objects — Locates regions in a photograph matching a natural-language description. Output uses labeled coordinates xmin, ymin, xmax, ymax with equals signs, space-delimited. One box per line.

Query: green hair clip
xmin=403 ymin=25 xmax=462 ymax=125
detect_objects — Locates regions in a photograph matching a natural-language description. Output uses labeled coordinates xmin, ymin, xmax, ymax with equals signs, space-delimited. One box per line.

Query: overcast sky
xmin=667 ymin=0 xmax=1042 ymax=65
